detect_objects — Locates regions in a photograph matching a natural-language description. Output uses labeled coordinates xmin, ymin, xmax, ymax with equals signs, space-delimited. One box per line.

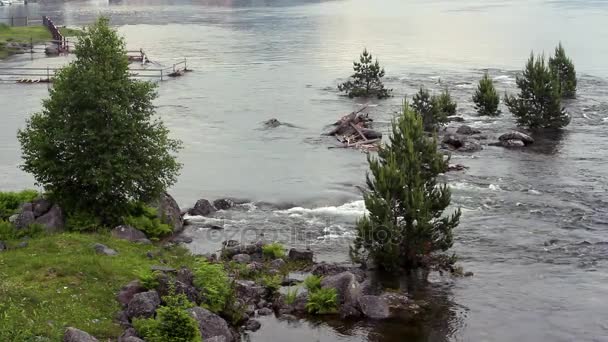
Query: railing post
xmin=25 ymin=16 xmax=28 ymax=26
xmin=11 ymin=16 xmax=14 ymax=26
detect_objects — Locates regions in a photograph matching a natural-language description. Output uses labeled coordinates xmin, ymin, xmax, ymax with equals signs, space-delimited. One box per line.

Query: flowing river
xmin=1 ymin=0 xmax=608 ymax=341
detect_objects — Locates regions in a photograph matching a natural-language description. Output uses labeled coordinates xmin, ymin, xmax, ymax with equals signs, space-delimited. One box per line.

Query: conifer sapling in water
xmin=549 ymin=42 xmax=577 ymax=99
xmin=472 ymin=72 xmax=501 ymax=116
xmin=338 ymin=48 xmax=392 ymax=99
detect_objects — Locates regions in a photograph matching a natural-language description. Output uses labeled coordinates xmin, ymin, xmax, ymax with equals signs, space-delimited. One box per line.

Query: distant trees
xmin=350 ymin=100 xmax=460 ymax=273
xmin=411 ymin=87 xmax=455 ymax=131
xmin=18 ymin=18 xmax=182 ymax=222
xmin=549 ymin=42 xmax=577 ymax=99
xmin=473 ymin=72 xmax=501 ymax=116
xmin=338 ymin=49 xmax=392 ymax=99
xmin=505 ymin=53 xmax=570 ymax=129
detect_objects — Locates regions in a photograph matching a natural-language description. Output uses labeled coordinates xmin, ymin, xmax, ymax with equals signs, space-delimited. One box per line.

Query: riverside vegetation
xmin=0 ymin=23 xmax=80 ymax=58
xmin=0 ymin=15 xmax=580 ymax=342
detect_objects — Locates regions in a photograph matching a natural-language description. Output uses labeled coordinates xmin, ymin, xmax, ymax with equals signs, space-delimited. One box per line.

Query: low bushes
xmin=133 ymin=293 xmax=201 ymax=342
xmin=0 ymin=189 xmax=38 ymax=220
xmin=305 ymin=287 xmax=338 ymax=315
xmin=193 ymin=261 xmax=232 ymax=313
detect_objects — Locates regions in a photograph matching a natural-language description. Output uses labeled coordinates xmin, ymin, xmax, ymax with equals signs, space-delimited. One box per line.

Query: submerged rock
xmin=499 ymin=131 xmax=534 ymax=145
xmin=257 ymin=307 xmax=273 ymax=316
xmin=213 ymin=198 xmax=235 ymax=210
xmin=188 ymin=199 xmax=217 ymax=216
xmin=456 ymin=125 xmax=481 ymax=135
xmin=63 ymin=327 xmax=99 ymax=342
xmin=501 ymin=139 xmax=525 ymax=148
xmin=288 ymin=248 xmax=314 ymax=262
xmin=358 ymin=295 xmax=390 ymax=319
xmin=442 ymin=134 xmax=482 ymax=152
xmin=244 ymin=319 xmax=262 ymax=331
xmin=188 ymin=307 xmax=234 ymax=342
xmin=447 ymin=115 xmax=465 ymax=122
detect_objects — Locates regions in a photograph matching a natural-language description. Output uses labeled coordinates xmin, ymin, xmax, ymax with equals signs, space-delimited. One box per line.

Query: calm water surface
xmin=1 ymin=0 xmax=608 ymax=341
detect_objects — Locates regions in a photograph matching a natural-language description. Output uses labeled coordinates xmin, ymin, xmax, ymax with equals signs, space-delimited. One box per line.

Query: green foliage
xmin=193 ymin=261 xmax=232 ymax=313
xmin=338 ymin=48 xmax=392 ymax=99
xmin=0 ymin=221 xmax=44 ymax=241
xmin=0 ymin=190 xmax=38 ymax=220
xmin=285 ymin=287 xmax=299 ymax=305
xmin=124 ymin=203 xmax=172 ymax=239
xmin=133 ymin=293 xmax=201 ymax=342
xmin=0 ymin=232 xmax=198 ymax=341
xmin=549 ymin=42 xmax=577 ymax=99
xmin=411 ymin=87 xmax=449 ymax=131
xmin=303 ymin=275 xmax=322 ymax=293
xmin=135 ymin=268 xmax=162 ymax=290
xmin=305 ymin=288 xmax=338 ymax=315
xmin=227 ymin=261 xmax=256 ymax=279
xmin=473 ymin=72 xmax=501 ymax=116
xmin=262 ymin=242 xmax=285 ymax=259
xmin=505 ymin=53 xmax=570 ymax=129
xmin=65 ymin=210 xmax=103 ymax=232
xmin=350 ymin=101 xmax=460 ymax=273
xmin=261 ymin=274 xmax=282 ymax=294
xmin=17 ymin=17 xmax=182 ymax=223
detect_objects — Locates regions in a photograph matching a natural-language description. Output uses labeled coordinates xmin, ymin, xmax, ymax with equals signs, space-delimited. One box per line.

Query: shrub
xmin=473 ymin=72 xmax=501 ymax=116
xmin=17 ymin=17 xmax=182 ymax=224
xmin=124 ymin=203 xmax=172 ymax=239
xmin=549 ymin=42 xmax=577 ymax=99
xmin=0 ymin=221 xmax=44 ymax=241
xmin=133 ymin=293 xmax=201 ymax=342
xmin=411 ymin=87 xmax=448 ymax=131
xmin=262 ymin=242 xmax=285 ymax=259
xmin=261 ymin=274 xmax=282 ymax=294
xmin=434 ymin=88 xmax=457 ymax=117
xmin=338 ymin=49 xmax=392 ymax=99
xmin=0 ymin=190 xmax=38 ymax=220
xmin=65 ymin=210 xmax=103 ymax=232
xmin=135 ymin=268 xmax=161 ymax=290
xmin=350 ymin=101 xmax=460 ymax=273
xmin=303 ymin=275 xmax=322 ymax=293
xmin=193 ymin=261 xmax=232 ymax=313
xmin=285 ymin=287 xmax=299 ymax=305
xmin=505 ymin=53 xmax=570 ymax=129
xmin=305 ymin=288 xmax=338 ymax=315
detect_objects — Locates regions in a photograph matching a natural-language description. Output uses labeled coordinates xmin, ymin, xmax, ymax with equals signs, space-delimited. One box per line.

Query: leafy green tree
xmin=472 ymin=72 xmax=501 ymax=116
xmin=411 ymin=87 xmax=450 ymax=131
xmin=549 ymin=42 xmax=577 ymax=99
xmin=505 ymin=53 xmax=570 ymax=129
xmin=18 ymin=17 xmax=181 ymax=222
xmin=350 ymin=101 xmax=460 ymax=272
xmin=338 ymin=49 xmax=392 ymax=99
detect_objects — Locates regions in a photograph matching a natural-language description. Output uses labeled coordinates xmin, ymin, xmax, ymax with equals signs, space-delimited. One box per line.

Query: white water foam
xmin=277 ymin=200 xmax=367 ymax=217
xmin=489 ymin=184 xmax=502 ymax=191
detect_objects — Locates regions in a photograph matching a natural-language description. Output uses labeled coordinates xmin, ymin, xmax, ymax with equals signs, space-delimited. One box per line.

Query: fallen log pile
xmin=325 ymin=106 xmax=382 ymax=152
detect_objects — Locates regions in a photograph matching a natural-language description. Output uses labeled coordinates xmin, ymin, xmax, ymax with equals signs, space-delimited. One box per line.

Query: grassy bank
xmin=0 ymin=232 xmax=198 ymax=341
xmin=0 ymin=23 xmax=81 ymax=59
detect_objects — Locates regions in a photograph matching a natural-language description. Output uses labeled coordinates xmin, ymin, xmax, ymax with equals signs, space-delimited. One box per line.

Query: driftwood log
xmin=325 ymin=107 xmax=382 ymax=152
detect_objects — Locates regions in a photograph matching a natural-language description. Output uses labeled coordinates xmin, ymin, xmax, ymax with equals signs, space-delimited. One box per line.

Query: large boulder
xmin=32 ymin=198 xmax=52 ymax=217
xmin=14 ymin=210 xmax=35 ymax=229
xmin=499 ymin=131 xmax=534 ymax=145
xmin=456 ymin=125 xmax=481 ymax=135
xmin=63 ymin=327 xmax=98 ymax=342
xmin=188 ymin=199 xmax=217 ymax=216
xmin=442 ymin=134 xmax=482 ymax=152
xmin=188 ymin=306 xmax=234 ymax=342
xmin=34 ymin=205 xmax=65 ymax=233
xmin=117 ymin=280 xmax=146 ymax=307
xmin=358 ymin=295 xmax=390 ymax=319
xmin=288 ymin=248 xmax=313 ymax=262
xmin=152 ymin=192 xmax=183 ymax=234
xmin=111 ymin=225 xmax=147 ymax=242
xmin=126 ymin=290 xmax=160 ymax=319
xmin=320 ymin=272 xmax=361 ymax=317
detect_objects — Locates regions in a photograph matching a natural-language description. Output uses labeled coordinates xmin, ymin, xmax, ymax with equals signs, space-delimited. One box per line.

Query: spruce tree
xmin=338 ymin=49 xmax=392 ymax=99
xmin=18 ymin=18 xmax=182 ymax=222
xmin=549 ymin=42 xmax=577 ymax=99
xmin=435 ymin=87 xmax=457 ymax=116
xmin=505 ymin=53 xmax=570 ymax=129
xmin=411 ymin=87 xmax=450 ymax=131
xmin=350 ymin=101 xmax=460 ymax=272
xmin=472 ymin=72 xmax=501 ymax=116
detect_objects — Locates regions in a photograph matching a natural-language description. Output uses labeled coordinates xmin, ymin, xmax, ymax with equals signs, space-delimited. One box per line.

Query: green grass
xmin=0 ymin=232 xmax=199 ymax=341
xmin=0 ymin=23 xmax=81 ymax=59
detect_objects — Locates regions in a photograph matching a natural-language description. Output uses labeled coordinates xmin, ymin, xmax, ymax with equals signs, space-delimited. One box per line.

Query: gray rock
xmin=213 ymin=198 xmax=235 ymax=210
xmin=121 ymin=337 xmax=145 ymax=342
xmin=257 ymin=307 xmax=273 ymax=316
xmin=152 ymin=192 xmax=183 ymax=234
xmin=188 ymin=306 xmax=234 ymax=342
xmin=34 ymin=205 xmax=65 ymax=233
xmin=499 ymin=131 xmax=534 ymax=145
xmin=188 ymin=199 xmax=217 ymax=216
xmin=358 ymin=295 xmax=390 ymax=319
xmin=321 ymin=272 xmax=361 ymax=317
xmin=171 ymin=234 xmax=193 ymax=244
xmin=45 ymin=45 xmax=60 ymax=55
xmin=17 ymin=241 xmax=28 ymax=248
xmin=111 ymin=225 xmax=147 ymax=242
xmin=269 ymin=258 xmax=286 ymax=269
xmin=32 ymin=198 xmax=52 ymax=217
xmin=93 ymin=243 xmax=118 ymax=256
xmin=20 ymin=202 xmax=33 ymax=212
xmin=447 ymin=115 xmax=465 ymax=122
xmin=264 ymin=118 xmax=282 ymax=128
xmin=232 ymin=253 xmax=251 ymax=263
xmin=63 ymin=327 xmax=98 ymax=342
xmin=245 ymin=319 xmax=262 ymax=331
xmin=456 ymin=125 xmax=481 ymax=135
xmin=118 ymin=328 xmax=137 ymax=341
xmin=459 ymin=140 xmax=482 ymax=152
xmin=117 ymin=280 xmax=146 ymax=307
xmin=115 ymin=310 xmax=130 ymax=328
xmin=501 ymin=139 xmax=525 ymax=148
xmin=246 ymin=261 xmax=264 ymax=273
xmin=311 ymin=263 xmax=349 ymax=277
xmin=288 ymin=248 xmax=313 ymax=262
xmin=235 ymin=280 xmax=266 ymax=304
xmin=280 ymin=314 xmax=298 ymax=321
xmin=0 ymin=241 xmax=6 ymax=252
xmin=205 ymin=337 xmax=227 ymax=342
xmin=14 ymin=210 xmax=35 ymax=229
xmin=8 ymin=214 xmax=19 ymax=224
xmin=126 ymin=290 xmax=160 ymax=319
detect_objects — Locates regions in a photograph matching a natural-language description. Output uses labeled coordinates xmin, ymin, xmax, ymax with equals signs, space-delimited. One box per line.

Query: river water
xmin=1 ymin=0 xmax=608 ymax=341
